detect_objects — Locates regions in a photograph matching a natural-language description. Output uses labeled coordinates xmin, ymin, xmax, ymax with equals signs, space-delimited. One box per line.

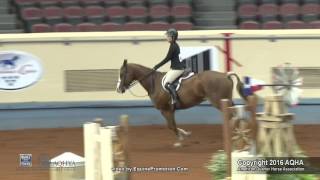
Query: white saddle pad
xmin=161 ymin=72 xmax=195 ymax=92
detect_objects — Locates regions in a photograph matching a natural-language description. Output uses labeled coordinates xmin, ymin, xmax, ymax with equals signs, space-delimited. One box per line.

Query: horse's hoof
xmin=173 ymin=142 xmax=182 ymax=148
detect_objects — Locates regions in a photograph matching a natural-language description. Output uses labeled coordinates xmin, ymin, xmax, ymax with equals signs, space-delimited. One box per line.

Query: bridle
xmin=119 ymin=63 xmax=156 ymax=96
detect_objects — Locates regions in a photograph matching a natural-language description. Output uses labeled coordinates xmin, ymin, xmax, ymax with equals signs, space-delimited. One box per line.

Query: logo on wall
xmin=0 ymin=51 xmax=43 ymax=90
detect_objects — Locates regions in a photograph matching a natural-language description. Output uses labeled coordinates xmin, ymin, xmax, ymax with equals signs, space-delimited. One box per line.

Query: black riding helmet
xmin=165 ymin=28 xmax=178 ymax=41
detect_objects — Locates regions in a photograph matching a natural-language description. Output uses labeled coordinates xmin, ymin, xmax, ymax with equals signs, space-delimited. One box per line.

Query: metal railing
xmin=1 ymin=35 xmax=320 ymax=45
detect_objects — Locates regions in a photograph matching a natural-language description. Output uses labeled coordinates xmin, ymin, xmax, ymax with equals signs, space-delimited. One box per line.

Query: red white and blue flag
xmin=242 ymin=76 xmax=265 ymax=96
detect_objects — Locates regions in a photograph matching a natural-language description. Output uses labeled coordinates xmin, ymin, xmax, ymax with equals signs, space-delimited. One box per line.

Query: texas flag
xmin=242 ymin=76 xmax=265 ymax=96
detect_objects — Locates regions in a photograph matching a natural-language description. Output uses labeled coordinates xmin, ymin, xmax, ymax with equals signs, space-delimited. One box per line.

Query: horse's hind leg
xmin=207 ymin=92 xmax=233 ymax=111
xmin=160 ymin=110 xmax=191 ymax=147
xmin=207 ymin=95 xmax=222 ymax=110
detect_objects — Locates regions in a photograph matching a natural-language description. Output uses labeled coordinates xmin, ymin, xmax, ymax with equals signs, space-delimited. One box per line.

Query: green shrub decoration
xmin=206 ymin=150 xmax=227 ymax=180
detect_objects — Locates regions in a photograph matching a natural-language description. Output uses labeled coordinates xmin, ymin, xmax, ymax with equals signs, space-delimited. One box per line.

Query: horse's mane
xmin=129 ymin=63 xmax=165 ymax=76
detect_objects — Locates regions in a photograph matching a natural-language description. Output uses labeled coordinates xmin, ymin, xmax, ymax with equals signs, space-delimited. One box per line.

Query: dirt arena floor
xmin=0 ymin=124 xmax=319 ymax=180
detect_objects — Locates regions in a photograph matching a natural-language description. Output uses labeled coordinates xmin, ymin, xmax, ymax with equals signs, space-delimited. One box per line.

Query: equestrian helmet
xmin=166 ymin=28 xmax=178 ymax=41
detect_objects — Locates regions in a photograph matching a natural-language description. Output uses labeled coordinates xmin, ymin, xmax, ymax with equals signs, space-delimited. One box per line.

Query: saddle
xmin=161 ymin=70 xmax=195 ymax=92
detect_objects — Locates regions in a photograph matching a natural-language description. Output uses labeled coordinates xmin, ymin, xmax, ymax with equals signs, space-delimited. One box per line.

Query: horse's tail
xmin=227 ymin=72 xmax=247 ymax=101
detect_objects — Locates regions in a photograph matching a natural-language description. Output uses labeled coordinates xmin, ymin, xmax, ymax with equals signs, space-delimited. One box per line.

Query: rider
xmin=152 ymin=28 xmax=186 ymax=107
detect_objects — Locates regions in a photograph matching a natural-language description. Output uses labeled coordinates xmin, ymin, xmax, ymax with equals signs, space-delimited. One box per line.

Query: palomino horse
xmin=116 ymin=60 xmax=246 ymax=147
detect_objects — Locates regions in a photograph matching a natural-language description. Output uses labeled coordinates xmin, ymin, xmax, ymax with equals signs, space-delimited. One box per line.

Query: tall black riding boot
xmin=165 ymin=83 xmax=179 ymax=108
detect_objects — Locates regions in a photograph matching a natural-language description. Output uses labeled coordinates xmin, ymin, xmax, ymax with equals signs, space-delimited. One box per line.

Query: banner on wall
xmin=0 ymin=51 xmax=43 ymax=90
xmin=180 ymin=46 xmax=219 ymax=73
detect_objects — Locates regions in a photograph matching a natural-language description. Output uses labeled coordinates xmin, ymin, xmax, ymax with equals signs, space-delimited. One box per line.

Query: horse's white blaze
xmin=116 ymin=76 xmax=121 ymax=93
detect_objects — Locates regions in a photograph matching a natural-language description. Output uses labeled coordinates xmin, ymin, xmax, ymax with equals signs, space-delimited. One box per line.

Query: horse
xmin=0 ymin=56 xmax=19 ymax=69
xmin=116 ymin=60 xmax=246 ymax=147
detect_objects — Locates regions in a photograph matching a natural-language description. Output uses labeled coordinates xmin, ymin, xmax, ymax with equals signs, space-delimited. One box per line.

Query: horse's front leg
xmin=160 ymin=110 xmax=191 ymax=147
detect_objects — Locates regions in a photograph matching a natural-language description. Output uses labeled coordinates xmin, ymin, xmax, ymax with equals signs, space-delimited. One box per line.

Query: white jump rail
xmin=83 ymin=115 xmax=129 ymax=180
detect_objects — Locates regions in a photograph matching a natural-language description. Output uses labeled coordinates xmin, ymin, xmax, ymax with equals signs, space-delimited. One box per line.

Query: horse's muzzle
xmin=116 ymin=86 xmax=126 ymax=94
xmin=116 ymin=87 xmax=124 ymax=93
xmin=116 ymin=80 xmax=123 ymax=93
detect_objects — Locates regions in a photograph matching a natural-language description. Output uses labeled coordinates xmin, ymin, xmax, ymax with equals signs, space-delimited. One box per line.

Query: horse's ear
xmin=123 ymin=59 xmax=127 ymax=66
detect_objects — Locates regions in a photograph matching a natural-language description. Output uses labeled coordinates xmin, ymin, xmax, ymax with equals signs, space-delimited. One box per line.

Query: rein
xmin=123 ymin=65 xmax=156 ymax=97
xmin=127 ymin=70 xmax=155 ymax=89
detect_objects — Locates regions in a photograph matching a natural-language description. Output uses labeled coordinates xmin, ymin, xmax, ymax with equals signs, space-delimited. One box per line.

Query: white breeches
xmin=163 ymin=69 xmax=184 ymax=84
